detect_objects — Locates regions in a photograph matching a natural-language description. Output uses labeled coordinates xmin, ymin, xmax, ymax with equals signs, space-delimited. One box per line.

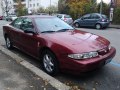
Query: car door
xmin=19 ymin=18 xmax=39 ymax=57
xmin=9 ymin=18 xmax=23 ymax=48
xmin=90 ymin=14 xmax=100 ymax=27
xmin=79 ymin=14 xmax=91 ymax=27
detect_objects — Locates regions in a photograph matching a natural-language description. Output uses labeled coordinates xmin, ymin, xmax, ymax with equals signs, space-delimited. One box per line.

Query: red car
xmin=3 ymin=15 xmax=116 ymax=76
xmin=0 ymin=16 xmax=3 ymax=20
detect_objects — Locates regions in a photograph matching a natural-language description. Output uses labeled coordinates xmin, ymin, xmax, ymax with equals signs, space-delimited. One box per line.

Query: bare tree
xmin=1 ymin=0 xmax=12 ymax=16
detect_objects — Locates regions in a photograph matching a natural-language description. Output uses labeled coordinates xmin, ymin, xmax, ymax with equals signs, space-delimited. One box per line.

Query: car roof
xmin=57 ymin=14 xmax=68 ymax=16
xmin=21 ymin=15 xmax=55 ymax=19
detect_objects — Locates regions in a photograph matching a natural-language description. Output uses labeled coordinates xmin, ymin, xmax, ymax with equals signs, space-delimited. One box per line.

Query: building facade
xmin=0 ymin=0 xmax=3 ymax=15
xmin=1 ymin=0 xmax=42 ymax=15
xmin=26 ymin=0 xmax=41 ymax=14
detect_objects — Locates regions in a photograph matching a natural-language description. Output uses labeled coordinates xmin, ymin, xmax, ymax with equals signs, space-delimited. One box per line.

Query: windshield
xmin=35 ymin=17 xmax=74 ymax=33
xmin=102 ymin=15 xmax=107 ymax=19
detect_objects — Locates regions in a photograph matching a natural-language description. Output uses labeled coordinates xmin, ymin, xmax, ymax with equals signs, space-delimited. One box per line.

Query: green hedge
xmin=113 ymin=7 xmax=120 ymax=24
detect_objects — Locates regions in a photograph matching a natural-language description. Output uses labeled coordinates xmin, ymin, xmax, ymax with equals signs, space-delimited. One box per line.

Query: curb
xmin=109 ymin=26 xmax=120 ymax=29
xmin=0 ymin=46 xmax=70 ymax=90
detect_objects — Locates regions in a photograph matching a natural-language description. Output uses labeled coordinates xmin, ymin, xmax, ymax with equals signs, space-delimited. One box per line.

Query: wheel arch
xmin=39 ymin=46 xmax=60 ymax=65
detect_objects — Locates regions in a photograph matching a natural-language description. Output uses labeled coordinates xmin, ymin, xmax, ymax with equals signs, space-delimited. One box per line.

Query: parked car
xmin=56 ymin=14 xmax=73 ymax=25
xmin=3 ymin=15 xmax=116 ymax=76
xmin=0 ymin=15 xmax=3 ymax=20
xmin=74 ymin=13 xmax=110 ymax=29
xmin=6 ymin=15 xmax=17 ymax=21
xmin=37 ymin=13 xmax=49 ymax=15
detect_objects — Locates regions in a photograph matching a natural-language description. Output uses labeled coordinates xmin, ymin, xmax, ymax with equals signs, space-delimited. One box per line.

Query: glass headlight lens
xmin=68 ymin=51 xmax=98 ymax=60
xmin=108 ymin=45 xmax=112 ymax=50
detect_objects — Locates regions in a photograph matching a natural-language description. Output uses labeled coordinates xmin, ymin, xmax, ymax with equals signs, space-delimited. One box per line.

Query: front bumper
xmin=100 ymin=22 xmax=110 ymax=28
xmin=59 ymin=47 xmax=116 ymax=74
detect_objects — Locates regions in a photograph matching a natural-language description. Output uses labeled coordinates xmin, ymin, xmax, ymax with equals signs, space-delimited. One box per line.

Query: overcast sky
xmin=40 ymin=0 xmax=111 ymax=8
xmin=97 ymin=0 xmax=111 ymax=3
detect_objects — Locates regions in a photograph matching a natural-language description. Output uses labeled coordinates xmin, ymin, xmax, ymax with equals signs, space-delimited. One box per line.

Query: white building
xmin=1 ymin=0 xmax=42 ymax=15
xmin=26 ymin=0 xmax=41 ymax=14
xmin=0 ymin=0 xmax=3 ymax=15
xmin=13 ymin=0 xmax=42 ymax=14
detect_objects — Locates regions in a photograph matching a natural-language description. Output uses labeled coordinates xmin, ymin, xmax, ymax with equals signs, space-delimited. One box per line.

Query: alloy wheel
xmin=43 ymin=54 xmax=54 ymax=73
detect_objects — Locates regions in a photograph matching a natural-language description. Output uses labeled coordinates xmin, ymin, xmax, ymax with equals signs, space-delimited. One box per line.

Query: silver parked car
xmin=56 ymin=14 xmax=73 ymax=25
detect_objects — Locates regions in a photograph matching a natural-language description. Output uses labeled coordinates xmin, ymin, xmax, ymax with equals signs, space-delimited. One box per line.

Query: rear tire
xmin=95 ymin=24 xmax=101 ymax=29
xmin=5 ymin=36 xmax=13 ymax=49
xmin=41 ymin=50 xmax=59 ymax=76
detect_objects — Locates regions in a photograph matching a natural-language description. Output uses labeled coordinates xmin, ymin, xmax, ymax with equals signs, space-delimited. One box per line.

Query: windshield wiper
xmin=57 ymin=29 xmax=71 ymax=32
xmin=41 ymin=31 xmax=56 ymax=33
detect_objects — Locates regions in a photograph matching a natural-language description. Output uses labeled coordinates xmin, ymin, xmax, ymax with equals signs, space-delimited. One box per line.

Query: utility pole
xmin=109 ymin=0 xmax=114 ymax=22
xmin=100 ymin=0 xmax=103 ymax=14
xmin=49 ymin=0 xmax=51 ymax=15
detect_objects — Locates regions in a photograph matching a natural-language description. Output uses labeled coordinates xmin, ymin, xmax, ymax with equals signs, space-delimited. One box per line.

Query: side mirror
xmin=24 ymin=28 xmax=36 ymax=34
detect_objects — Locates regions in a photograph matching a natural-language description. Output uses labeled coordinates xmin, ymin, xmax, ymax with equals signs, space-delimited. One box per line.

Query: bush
xmin=113 ymin=7 xmax=120 ymax=24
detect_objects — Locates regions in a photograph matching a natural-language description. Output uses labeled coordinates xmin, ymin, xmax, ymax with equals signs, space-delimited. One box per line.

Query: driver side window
xmin=11 ymin=18 xmax=23 ymax=29
xmin=21 ymin=18 xmax=34 ymax=31
xmin=82 ymin=14 xmax=91 ymax=19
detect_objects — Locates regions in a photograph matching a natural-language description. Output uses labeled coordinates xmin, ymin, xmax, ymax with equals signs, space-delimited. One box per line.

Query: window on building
xmin=37 ymin=3 xmax=39 ymax=6
xmin=30 ymin=4 xmax=32 ymax=7
xmin=33 ymin=4 xmax=35 ymax=7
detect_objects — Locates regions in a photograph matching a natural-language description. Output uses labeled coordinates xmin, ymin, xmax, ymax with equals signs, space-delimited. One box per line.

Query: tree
xmin=45 ymin=5 xmax=58 ymax=14
xmin=15 ymin=0 xmax=26 ymax=16
xmin=97 ymin=2 xmax=110 ymax=16
xmin=58 ymin=0 xmax=67 ymax=13
xmin=1 ymin=0 xmax=13 ymax=16
xmin=37 ymin=7 xmax=45 ymax=13
xmin=113 ymin=7 xmax=120 ymax=24
xmin=67 ymin=0 xmax=92 ymax=19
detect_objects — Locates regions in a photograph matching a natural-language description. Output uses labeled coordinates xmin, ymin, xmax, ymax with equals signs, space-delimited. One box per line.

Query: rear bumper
xmin=60 ymin=47 xmax=116 ymax=74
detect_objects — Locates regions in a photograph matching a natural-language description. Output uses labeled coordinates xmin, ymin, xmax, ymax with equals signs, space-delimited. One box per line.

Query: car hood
xmin=43 ymin=30 xmax=110 ymax=53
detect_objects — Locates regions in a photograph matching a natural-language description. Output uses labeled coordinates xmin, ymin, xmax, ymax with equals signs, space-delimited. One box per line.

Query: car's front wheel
xmin=41 ymin=50 xmax=59 ymax=76
xmin=95 ymin=24 xmax=101 ymax=29
xmin=5 ymin=36 xmax=13 ymax=49
xmin=74 ymin=22 xmax=80 ymax=28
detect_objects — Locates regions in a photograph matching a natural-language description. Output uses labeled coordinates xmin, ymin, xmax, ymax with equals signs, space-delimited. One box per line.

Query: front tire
xmin=41 ymin=50 xmax=59 ymax=76
xmin=5 ymin=36 xmax=13 ymax=49
xmin=74 ymin=22 xmax=80 ymax=28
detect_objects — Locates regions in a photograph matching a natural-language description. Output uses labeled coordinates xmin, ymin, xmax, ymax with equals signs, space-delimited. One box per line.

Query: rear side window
xmin=64 ymin=15 xmax=71 ymax=18
xmin=57 ymin=15 xmax=62 ymax=18
xmin=82 ymin=14 xmax=91 ymax=19
xmin=91 ymin=14 xmax=100 ymax=19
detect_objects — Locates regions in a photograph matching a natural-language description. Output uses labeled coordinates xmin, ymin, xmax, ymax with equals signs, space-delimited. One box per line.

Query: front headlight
xmin=68 ymin=51 xmax=98 ymax=60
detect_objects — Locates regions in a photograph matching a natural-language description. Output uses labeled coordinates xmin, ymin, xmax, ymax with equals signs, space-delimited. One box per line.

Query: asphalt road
xmin=0 ymin=20 xmax=120 ymax=90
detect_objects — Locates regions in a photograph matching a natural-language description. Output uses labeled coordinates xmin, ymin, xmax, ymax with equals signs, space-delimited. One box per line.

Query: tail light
xmin=64 ymin=18 xmax=67 ymax=22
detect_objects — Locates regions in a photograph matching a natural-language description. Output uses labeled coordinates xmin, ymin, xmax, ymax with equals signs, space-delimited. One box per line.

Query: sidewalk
xmin=109 ymin=24 xmax=120 ymax=29
xmin=0 ymin=51 xmax=57 ymax=90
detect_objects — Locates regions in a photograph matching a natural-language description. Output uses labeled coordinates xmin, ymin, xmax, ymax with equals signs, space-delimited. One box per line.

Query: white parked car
xmin=6 ymin=15 xmax=17 ymax=21
xmin=56 ymin=14 xmax=73 ymax=25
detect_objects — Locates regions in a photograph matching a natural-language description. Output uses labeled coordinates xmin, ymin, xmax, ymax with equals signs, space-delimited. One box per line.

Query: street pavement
xmin=0 ymin=51 xmax=56 ymax=90
xmin=0 ymin=20 xmax=120 ymax=90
